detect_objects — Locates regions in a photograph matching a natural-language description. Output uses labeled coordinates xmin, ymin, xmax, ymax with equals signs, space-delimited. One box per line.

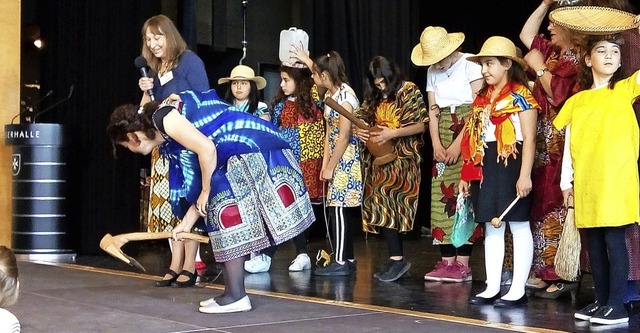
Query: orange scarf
xmin=460 ymin=82 xmax=528 ymax=181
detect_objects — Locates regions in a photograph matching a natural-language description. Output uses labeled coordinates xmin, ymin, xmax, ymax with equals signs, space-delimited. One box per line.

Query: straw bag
xmin=451 ymin=193 xmax=476 ymax=248
xmin=554 ymin=195 xmax=580 ymax=281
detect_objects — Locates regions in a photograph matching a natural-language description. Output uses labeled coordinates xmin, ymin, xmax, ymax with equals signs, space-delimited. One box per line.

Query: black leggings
xmin=381 ymin=227 xmax=403 ymax=257
xmin=440 ymin=244 xmax=473 ymax=257
xmin=587 ymin=226 xmax=629 ymax=307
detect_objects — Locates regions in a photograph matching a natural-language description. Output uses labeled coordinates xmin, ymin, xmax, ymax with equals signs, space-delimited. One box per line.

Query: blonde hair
xmin=0 ymin=246 xmax=19 ymax=308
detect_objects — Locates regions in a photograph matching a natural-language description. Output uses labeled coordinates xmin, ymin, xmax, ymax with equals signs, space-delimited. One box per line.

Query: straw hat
xmin=549 ymin=6 xmax=640 ymax=35
xmin=467 ymin=36 xmax=528 ymax=70
xmin=411 ymin=26 xmax=465 ymax=66
xmin=218 ymin=65 xmax=267 ymax=90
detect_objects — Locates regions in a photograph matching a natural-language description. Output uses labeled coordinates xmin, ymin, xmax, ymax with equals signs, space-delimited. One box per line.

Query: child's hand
xmin=433 ymin=144 xmax=447 ymax=162
xmin=458 ymin=180 xmax=470 ymax=197
xmin=516 ymin=176 xmax=532 ymax=198
xmin=369 ymin=126 xmax=394 ymax=145
xmin=290 ymin=41 xmax=311 ymax=67
xmin=444 ymin=144 xmax=460 ymax=165
xmin=319 ymin=167 xmax=333 ymax=182
xmin=353 ymin=127 xmax=370 ymax=144
xmin=562 ymin=188 xmax=574 ymax=207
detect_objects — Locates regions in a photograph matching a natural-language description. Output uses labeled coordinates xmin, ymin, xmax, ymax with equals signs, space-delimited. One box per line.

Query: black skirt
xmin=469 ymin=142 xmax=532 ymax=223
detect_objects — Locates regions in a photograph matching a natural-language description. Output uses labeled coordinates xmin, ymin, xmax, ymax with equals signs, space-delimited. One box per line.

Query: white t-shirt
xmin=0 ymin=308 xmax=20 ymax=333
xmin=426 ymin=53 xmax=483 ymax=109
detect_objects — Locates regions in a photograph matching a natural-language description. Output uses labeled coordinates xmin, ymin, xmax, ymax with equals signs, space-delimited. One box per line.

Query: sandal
xmin=171 ymin=270 xmax=197 ymax=288
xmin=525 ymin=277 xmax=549 ymax=291
xmin=155 ymin=269 xmax=179 ymax=287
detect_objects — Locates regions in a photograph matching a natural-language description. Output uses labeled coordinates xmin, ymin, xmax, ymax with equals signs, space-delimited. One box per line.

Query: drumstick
xmin=491 ymin=196 xmax=521 ymax=228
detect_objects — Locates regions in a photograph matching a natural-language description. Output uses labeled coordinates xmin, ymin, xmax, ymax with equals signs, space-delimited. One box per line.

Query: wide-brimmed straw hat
xmin=218 ymin=65 xmax=267 ymax=90
xmin=411 ymin=26 xmax=465 ymax=66
xmin=467 ymin=36 xmax=528 ymax=70
xmin=549 ymin=6 xmax=640 ymax=35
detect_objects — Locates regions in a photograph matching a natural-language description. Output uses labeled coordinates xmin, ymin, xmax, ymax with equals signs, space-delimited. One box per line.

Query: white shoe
xmin=244 ymin=254 xmax=272 ymax=273
xmin=288 ymin=253 xmax=311 ymax=272
xmin=199 ymin=295 xmax=252 ymax=314
xmin=199 ymin=297 xmax=216 ymax=307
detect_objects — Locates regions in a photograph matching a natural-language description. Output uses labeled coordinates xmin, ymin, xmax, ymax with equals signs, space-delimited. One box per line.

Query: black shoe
xmin=373 ymin=260 xmax=394 ymax=279
xmin=155 ymin=270 xmax=179 ymax=287
xmin=590 ymin=305 xmax=629 ymax=325
xmin=493 ymin=295 xmax=528 ymax=308
xmin=468 ymin=293 xmax=500 ymax=305
xmin=377 ymin=259 xmax=411 ymax=282
xmin=314 ymin=261 xmax=351 ymax=276
xmin=347 ymin=259 xmax=357 ymax=273
xmin=171 ymin=270 xmax=197 ymax=288
xmin=574 ymin=301 xmax=600 ymax=321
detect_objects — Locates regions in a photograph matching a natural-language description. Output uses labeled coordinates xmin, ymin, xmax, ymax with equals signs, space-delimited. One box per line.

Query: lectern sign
xmin=6 ymin=129 xmax=40 ymax=139
xmin=5 ymin=124 xmax=62 ymax=145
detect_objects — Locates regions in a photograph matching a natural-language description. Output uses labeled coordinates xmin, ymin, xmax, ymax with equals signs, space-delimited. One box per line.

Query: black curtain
xmin=300 ymin=0 xmax=422 ymax=97
xmin=37 ymin=0 xmax=161 ymax=254
xmin=300 ymin=0 xmax=430 ymax=234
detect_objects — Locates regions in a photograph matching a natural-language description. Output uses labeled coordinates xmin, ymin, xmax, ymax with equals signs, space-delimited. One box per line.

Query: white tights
xmin=476 ymin=221 xmax=533 ymax=301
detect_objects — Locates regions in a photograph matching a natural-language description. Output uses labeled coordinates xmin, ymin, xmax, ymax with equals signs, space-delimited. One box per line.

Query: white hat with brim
xmin=467 ymin=36 xmax=528 ymax=70
xmin=411 ymin=26 xmax=465 ymax=66
xmin=218 ymin=65 xmax=267 ymax=90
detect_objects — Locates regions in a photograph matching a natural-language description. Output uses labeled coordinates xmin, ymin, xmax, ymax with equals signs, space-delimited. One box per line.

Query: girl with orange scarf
xmin=460 ymin=37 xmax=539 ymax=307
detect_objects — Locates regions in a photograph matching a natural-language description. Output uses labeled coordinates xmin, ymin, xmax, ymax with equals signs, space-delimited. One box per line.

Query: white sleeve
xmin=560 ymin=125 xmax=574 ymax=191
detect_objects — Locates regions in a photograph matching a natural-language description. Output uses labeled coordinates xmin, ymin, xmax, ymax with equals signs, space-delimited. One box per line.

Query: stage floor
xmin=10 ymin=231 xmax=639 ymax=332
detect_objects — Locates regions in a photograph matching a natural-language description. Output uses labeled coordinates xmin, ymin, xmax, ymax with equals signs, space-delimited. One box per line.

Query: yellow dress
xmin=553 ymin=72 xmax=640 ymax=228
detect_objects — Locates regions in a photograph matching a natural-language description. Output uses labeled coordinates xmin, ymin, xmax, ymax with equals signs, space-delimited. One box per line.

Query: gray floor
xmin=9 ymin=232 xmax=639 ymax=333
xmin=13 ymin=260 xmax=534 ymax=333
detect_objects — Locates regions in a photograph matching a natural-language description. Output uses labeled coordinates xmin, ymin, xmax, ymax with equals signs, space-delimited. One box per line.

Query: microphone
xmin=11 ymin=89 xmax=54 ymax=124
xmin=33 ymin=85 xmax=75 ymax=123
xmin=134 ymin=56 xmax=155 ymax=101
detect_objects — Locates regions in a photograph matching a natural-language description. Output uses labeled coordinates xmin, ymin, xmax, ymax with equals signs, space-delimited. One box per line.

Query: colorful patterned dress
xmin=324 ymin=83 xmax=362 ymax=207
xmin=157 ymin=89 xmax=315 ymax=262
xmin=360 ymin=82 xmax=429 ymax=233
xmin=272 ymin=93 xmax=325 ymax=203
xmin=528 ymin=35 xmax=580 ymax=281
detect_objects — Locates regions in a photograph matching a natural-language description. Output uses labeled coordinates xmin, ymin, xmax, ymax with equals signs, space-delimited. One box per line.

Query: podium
xmin=4 ymin=124 xmax=76 ymax=262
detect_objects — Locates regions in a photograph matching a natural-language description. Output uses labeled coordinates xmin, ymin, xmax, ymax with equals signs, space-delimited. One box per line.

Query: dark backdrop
xmin=24 ymin=0 xmax=539 ymax=254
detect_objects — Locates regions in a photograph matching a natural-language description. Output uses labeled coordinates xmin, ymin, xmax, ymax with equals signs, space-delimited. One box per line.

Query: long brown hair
xmin=0 ymin=246 xmax=19 ymax=308
xmin=361 ymin=56 xmax=404 ymax=124
xmin=271 ymin=65 xmax=316 ymax=120
xmin=140 ymin=15 xmax=187 ymax=74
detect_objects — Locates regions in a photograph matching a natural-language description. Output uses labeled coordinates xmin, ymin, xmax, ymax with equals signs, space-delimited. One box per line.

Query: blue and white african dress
xmin=158 ymin=89 xmax=315 ymax=262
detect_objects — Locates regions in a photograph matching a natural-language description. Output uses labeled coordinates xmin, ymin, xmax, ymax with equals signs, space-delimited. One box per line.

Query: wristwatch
xmin=536 ymin=68 xmax=548 ymax=77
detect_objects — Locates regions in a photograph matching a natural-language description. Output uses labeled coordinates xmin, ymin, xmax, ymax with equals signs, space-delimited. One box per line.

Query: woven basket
xmin=549 ymin=6 xmax=639 ymax=35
